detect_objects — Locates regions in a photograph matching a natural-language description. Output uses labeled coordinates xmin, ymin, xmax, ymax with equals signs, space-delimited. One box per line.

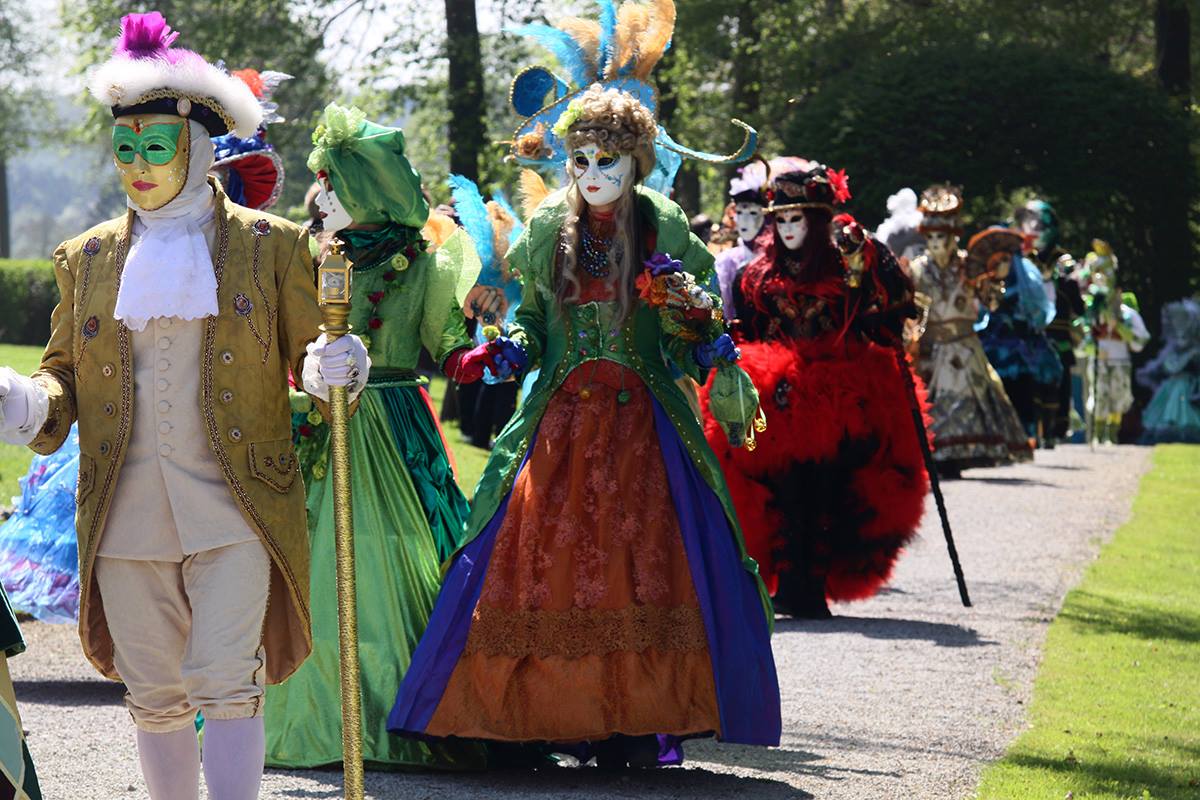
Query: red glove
xmin=445 ymin=344 xmax=493 ymax=384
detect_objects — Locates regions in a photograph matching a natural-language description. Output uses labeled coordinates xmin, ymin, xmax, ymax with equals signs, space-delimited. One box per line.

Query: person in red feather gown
xmin=701 ymin=159 xmax=929 ymax=618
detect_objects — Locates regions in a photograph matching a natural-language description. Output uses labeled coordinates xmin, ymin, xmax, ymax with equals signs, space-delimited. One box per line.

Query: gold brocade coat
xmin=30 ymin=180 xmax=323 ymax=684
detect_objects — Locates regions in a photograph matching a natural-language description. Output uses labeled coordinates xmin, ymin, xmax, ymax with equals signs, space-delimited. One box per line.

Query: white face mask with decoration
xmin=316 ymin=170 xmax=354 ymax=232
xmin=734 ymin=201 xmax=765 ymax=241
xmin=570 ymin=144 xmax=634 ymax=208
xmin=775 ymin=210 xmax=809 ymax=250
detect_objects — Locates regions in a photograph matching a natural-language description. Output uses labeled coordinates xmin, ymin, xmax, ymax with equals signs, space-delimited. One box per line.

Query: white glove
xmin=302 ymin=334 xmax=370 ymax=402
xmin=0 ymin=368 xmax=49 ymax=446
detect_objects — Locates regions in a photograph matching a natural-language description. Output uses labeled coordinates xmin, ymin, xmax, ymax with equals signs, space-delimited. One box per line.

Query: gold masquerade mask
xmin=112 ymin=113 xmax=190 ymax=210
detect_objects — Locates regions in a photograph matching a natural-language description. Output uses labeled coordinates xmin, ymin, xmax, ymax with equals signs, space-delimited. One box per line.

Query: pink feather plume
xmin=116 ymin=12 xmax=182 ymax=61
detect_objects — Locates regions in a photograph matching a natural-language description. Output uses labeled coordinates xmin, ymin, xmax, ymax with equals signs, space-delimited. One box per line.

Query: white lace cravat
xmin=114 ymin=121 xmax=220 ymax=332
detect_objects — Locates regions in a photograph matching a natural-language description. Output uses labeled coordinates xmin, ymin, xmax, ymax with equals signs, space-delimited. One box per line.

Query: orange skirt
xmin=426 ymin=366 xmax=720 ymax=742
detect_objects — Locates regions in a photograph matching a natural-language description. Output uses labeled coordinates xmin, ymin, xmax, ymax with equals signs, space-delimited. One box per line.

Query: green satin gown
xmin=264 ymin=240 xmax=486 ymax=770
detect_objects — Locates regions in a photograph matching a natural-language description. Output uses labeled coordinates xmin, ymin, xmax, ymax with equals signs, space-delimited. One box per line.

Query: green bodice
xmin=350 ymin=248 xmax=471 ymax=371
xmin=563 ymin=301 xmax=639 ymax=372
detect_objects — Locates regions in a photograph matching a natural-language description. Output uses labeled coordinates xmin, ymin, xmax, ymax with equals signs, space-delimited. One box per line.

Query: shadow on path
xmin=696 ymin=744 xmax=903 ymax=782
xmin=15 ymin=679 xmax=125 ymax=707
xmin=963 ymin=476 xmax=1060 ymax=487
xmin=269 ymin=762 xmax=811 ymax=799
xmin=773 ymin=616 xmax=996 ymax=648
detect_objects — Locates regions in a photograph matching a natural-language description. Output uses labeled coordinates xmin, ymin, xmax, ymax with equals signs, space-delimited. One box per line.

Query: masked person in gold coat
xmin=0 ymin=13 xmax=368 ymax=800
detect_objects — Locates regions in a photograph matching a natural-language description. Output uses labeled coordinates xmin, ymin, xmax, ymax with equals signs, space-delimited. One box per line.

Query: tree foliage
xmin=784 ymin=39 xmax=1196 ymax=318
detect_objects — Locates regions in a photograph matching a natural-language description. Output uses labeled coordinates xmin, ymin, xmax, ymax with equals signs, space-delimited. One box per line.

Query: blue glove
xmin=694 ymin=333 xmax=740 ymax=369
xmin=489 ymin=336 xmax=529 ymax=380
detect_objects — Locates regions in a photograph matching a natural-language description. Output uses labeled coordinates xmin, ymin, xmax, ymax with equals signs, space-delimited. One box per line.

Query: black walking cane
xmin=894 ymin=346 xmax=972 ymax=607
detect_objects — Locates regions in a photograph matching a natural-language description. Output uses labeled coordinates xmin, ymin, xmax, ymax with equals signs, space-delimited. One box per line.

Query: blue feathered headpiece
xmin=507 ymin=0 xmax=756 ymax=187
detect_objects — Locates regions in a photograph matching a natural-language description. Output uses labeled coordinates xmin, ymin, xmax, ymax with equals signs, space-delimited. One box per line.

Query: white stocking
xmin=201 ymin=717 xmax=265 ymax=800
xmin=136 ymin=726 xmax=200 ymax=800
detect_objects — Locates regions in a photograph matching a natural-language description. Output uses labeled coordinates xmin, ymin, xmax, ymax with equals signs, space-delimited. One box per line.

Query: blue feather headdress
xmin=506 ymin=0 xmax=756 ymax=192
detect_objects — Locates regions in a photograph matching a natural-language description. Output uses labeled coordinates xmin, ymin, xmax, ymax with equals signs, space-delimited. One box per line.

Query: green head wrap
xmin=308 ymin=103 xmax=428 ymax=229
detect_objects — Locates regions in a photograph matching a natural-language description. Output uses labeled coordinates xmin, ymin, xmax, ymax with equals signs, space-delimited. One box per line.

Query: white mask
xmin=570 ymin=144 xmax=634 ymax=208
xmin=734 ymin=201 xmax=765 ymax=242
xmin=316 ymin=170 xmax=353 ymax=232
xmin=924 ymin=230 xmax=958 ymax=265
xmin=775 ymin=210 xmax=808 ymax=251
xmin=1020 ymin=214 xmax=1048 ymax=250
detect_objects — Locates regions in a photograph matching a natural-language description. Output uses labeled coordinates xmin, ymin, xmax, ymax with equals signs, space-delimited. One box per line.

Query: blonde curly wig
xmin=563 ymin=84 xmax=657 ymax=177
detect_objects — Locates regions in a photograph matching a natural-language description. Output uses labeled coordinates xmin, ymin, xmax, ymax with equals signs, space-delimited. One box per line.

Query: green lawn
xmin=976 ymin=444 xmax=1200 ymax=800
xmin=0 ymin=344 xmax=43 ymax=504
xmin=423 ymin=375 xmax=493 ymax=496
xmin=0 ymin=343 xmax=493 ymax=503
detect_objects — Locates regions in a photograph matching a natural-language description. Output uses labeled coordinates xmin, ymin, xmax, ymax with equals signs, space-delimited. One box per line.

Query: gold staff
xmin=316 ymin=240 xmax=365 ymax=800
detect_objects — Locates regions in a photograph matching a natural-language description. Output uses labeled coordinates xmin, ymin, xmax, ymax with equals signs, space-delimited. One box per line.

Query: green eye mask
xmin=112 ymin=123 xmax=185 ymax=166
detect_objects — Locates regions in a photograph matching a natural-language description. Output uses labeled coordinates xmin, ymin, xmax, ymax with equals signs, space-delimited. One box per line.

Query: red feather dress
xmin=701 ymin=218 xmax=929 ymax=617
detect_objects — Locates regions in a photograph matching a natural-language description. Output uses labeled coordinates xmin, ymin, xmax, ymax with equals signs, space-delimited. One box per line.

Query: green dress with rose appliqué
xmin=264 ymin=230 xmax=486 ymax=770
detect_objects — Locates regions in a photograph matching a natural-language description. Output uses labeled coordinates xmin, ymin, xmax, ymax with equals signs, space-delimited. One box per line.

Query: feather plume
xmin=597 ymin=0 xmax=618 ymax=78
xmin=517 ymin=169 xmax=551 ymax=220
xmin=492 ymin=194 xmax=525 ymax=244
xmin=116 ymin=11 xmax=180 ymax=60
xmin=632 ymin=0 xmax=675 ymax=80
xmin=609 ymin=3 xmax=651 ymax=78
xmin=557 ymin=18 xmax=601 ymax=79
xmin=448 ymin=174 xmax=496 ymax=273
xmin=511 ymin=24 xmax=593 ymax=88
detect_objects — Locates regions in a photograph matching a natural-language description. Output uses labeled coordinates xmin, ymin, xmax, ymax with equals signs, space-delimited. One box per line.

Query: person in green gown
xmin=264 ymin=104 xmax=492 ymax=770
xmin=0 ymin=586 xmax=40 ymax=799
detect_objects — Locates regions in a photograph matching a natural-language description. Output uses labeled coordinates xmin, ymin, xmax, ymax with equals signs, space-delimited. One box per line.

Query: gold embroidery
xmin=200 ymin=201 xmax=307 ymax=628
xmin=79 ymin=224 xmax=133 ymax=607
xmin=249 ymin=231 xmax=275 ymax=363
xmin=464 ymin=604 xmax=708 ymax=660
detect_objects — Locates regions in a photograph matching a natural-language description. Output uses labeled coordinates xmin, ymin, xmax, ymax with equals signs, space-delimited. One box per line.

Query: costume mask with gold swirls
xmin=112 ymin=113 xmax=190 ymax=210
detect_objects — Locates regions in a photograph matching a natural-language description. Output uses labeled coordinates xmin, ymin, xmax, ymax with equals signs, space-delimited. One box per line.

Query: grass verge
xmin=0 ymin=345 xmax=44 ymax=504
xmin=975 ymin=444 xmax=1200 ymax=800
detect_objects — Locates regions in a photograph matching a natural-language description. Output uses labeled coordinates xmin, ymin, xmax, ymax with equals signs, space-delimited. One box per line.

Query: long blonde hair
xmin=555 ymin=176 xmax=641 ymax=321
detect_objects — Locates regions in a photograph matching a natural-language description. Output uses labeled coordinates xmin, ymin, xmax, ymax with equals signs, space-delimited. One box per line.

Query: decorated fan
xmin=210 ymin=68 xmax=291 ymax=210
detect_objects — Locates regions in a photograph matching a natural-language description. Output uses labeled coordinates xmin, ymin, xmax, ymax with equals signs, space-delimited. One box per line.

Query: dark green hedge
xmin=0 ymin=260 xmax=59 ymax=345
xmin=784 ymin=39 xmax=1197 ymax=335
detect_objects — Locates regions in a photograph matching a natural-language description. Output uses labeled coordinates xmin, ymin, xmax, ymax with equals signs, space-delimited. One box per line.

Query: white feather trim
xmin=88 ymin=55 xmax=263 ymax=137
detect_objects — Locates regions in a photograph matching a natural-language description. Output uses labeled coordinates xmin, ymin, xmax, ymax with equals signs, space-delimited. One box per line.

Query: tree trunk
xmin=1155 ymin=0 xmax=1191 ymax=100
xmin=1151 ymin=0 xmax=1193 ymax=314
xmin=444 ymin=0 xmax=486 ymax=182
xmin=0 ymin=157 xmax=9 ymax=259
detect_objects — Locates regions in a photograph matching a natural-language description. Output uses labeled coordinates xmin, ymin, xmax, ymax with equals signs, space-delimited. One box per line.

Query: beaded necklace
xmin=579 ymin=208 xmax=617 ymax=279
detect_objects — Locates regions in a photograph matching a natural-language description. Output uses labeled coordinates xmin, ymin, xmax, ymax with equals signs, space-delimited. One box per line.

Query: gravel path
xmin=9 ymin=444 xmax=1150 ymax=799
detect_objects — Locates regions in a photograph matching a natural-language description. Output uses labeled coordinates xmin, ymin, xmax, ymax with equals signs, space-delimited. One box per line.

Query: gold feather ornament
xmin=557 ymin=17 xmax=602 ymax=76
xmin=609 ymin=3 xmax=652 ymax=79
xmin=633 ymin=0 xmax=676 ymax=79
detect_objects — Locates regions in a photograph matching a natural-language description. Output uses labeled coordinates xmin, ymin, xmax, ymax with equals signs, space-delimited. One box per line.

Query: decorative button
xmin=157 ymin=378 xmax=169 ymax=391
xmin=98 ymin=440 xmax=111 ymax=456
xmin=157 ymin=358 xmax=170 ymax=372
xmin=102 ymin=363 xmax=114 ymax=377
xmin=158 ymin=421 xmax=172 ymax=435
xmin=228 ymin=427 xmax=242 ymax=442
xmin=220 ymin=390 xmax=234 ymax=404
xmin=221 ymin=350 xmax=234 ymax=365
xmin=103 ymin=402 xmax=115 ymax=416
xmin=580 ymin=348 xmax=588 ymax=356
xmin=158 ymin=400 xmax=170 ymax=414
xmin=159 ymin=444 xmax=173 ymax=458
xmin=157 ymin=318 xmax=172 ymax=329
xmin=157 ymin=337 xmax=171 ymax=350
